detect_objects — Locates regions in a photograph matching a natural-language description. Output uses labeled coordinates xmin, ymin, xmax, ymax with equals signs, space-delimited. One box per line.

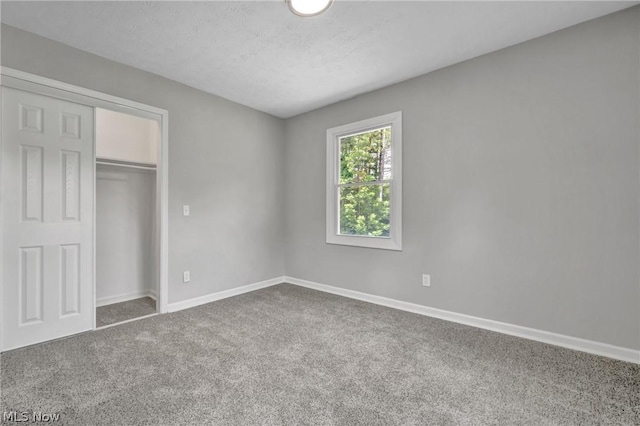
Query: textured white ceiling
xmin=1 ymin=1 xmax=637 ymax=118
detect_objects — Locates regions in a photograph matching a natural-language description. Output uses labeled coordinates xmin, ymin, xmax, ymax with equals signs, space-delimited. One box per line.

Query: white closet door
xmin=1 ymin=87 xmax=94 ymax=351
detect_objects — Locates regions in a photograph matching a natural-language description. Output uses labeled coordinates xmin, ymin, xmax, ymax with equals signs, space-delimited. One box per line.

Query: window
xmin=326 ymin=111 xmax=402 ymax=250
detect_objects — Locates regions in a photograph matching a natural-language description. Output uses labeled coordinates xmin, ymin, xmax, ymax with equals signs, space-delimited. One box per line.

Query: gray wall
xmin=96 ymin=165 xmax=157 ymax=304
xmin=2 ymin=7 xmax=639 ymax=351
xmin=284 ymin=8 xmax=640 ymax=350
xmin=1 ymin=24 xmax=286 ymax=304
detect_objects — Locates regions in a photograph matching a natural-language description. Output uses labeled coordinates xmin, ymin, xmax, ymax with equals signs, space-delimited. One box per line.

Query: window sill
xmin=326 ymin=234 xmax=402 ymax=251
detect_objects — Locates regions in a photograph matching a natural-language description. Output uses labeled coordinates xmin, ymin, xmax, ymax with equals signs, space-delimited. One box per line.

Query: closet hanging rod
xmin=96 ymin=158 xmax=157 ymax=171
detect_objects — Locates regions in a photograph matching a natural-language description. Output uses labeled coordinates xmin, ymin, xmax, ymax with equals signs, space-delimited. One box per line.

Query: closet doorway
xmin=0 ymin=67 xmax=168 ymax=351
xmin=95 ymin=108 xmax=160 ymax=328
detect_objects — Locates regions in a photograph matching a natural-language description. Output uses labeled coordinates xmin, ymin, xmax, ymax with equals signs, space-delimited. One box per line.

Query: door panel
xmin=60 ymin=244 xmax=80 ymax=317
xmin=2 ymin=87 xmax=94 ymax=351
xmin=61 ymin=150 xmax=81 ymax=221
xmin=21 ymin=145 xmax=44 ymax=221
xmin=19 ymin=246 xmax=43 ymax=324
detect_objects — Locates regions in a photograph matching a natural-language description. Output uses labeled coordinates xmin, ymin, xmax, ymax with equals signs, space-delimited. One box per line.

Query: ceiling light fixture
xmin=287 ymin=0 xmax=334 ymax=17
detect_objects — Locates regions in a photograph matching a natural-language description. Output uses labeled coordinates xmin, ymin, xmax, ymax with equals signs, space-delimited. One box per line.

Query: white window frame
xmin=326 ymin=111 xmax=402 ymax=251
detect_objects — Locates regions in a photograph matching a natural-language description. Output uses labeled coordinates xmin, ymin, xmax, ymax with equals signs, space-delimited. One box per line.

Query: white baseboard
xmin=284 ymin=276 xmax=640 ymax=364
xmin=166 ymin=276 xmax=285 ymax=313
xmin=96 ymin=290 xmax=157 ymax=307
xmin=160 ymin=275 xmax=639 ymax=364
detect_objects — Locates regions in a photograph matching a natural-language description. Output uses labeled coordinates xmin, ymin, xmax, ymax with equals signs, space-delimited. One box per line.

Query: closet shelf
xmin=96 ymin=158 xmax=157 ymax=171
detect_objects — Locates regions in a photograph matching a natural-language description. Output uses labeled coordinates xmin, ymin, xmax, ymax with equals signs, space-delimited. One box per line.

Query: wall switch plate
xmin=422 ymin=274 xmax=431 ymax=287
xmin=183 ymin=205 xmax=190 ymax=216
xmin=183 ymin=271 xmax=191 ymax=283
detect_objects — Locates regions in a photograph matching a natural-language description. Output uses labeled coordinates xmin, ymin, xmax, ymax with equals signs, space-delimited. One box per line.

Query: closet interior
xmin=95 ymin=108 xmax=160 ymax=328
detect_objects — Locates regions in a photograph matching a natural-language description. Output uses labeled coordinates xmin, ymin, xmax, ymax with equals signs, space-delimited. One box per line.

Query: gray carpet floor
xmin=1 ymin=284 xmax=638 ymax=425
xmin=96 ymin=297 xmax=157 ymax=328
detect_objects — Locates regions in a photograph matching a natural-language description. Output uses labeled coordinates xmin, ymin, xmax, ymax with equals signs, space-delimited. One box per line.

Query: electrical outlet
xmin=422 ymin=274 xmax=431 ymax=287
xmin=183 ymin=271 xmax=191 ymax=283
xmin=183 ymin=205 xmax=190 ymax=216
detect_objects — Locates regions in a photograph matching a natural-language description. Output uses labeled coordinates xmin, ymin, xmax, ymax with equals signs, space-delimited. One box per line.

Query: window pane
xmin=339 ymin=184 xmax=390 ymax=237
xmin=339 ymin=127 xmax=391 ymax=184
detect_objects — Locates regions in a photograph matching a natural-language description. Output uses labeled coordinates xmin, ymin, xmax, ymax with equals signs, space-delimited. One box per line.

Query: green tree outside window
xmin=338 ymin=127 xmax=392 ymax=237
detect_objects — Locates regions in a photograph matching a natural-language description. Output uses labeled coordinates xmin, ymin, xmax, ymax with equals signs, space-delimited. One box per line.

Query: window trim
xmin=326 ymin=111 xmax=402 ymax=251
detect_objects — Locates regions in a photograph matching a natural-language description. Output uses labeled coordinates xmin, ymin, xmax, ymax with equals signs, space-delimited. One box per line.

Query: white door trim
xmin=0 ymin=67 xmax=169 ymax=349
